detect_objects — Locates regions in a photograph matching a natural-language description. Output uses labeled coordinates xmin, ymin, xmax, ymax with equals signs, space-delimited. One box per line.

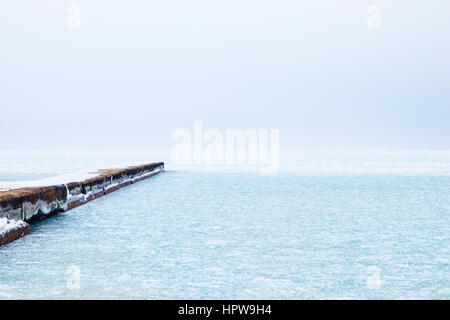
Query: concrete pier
xmin=0 ymin=162 xmax=164 ymax=247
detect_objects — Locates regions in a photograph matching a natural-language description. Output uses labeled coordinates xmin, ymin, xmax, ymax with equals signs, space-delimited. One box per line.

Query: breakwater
xmin=0 ymin=162 xmax=164 ymax=247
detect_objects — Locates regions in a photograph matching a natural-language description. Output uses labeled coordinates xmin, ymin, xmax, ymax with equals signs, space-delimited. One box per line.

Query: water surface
xmin=0 ymin=151 xmax=449 ymax=299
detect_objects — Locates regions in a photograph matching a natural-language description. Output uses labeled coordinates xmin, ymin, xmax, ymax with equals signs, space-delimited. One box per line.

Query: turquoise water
xmin=0 ymin=151 xmax=449 ymax=299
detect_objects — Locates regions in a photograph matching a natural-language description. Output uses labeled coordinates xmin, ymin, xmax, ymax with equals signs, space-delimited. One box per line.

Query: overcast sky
xmin=1 ymin=0 xmax=449 ymax=150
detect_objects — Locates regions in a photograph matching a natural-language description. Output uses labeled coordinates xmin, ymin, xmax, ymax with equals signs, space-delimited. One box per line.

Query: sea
xmin=0 ymin=150 xmax=449 ymax=299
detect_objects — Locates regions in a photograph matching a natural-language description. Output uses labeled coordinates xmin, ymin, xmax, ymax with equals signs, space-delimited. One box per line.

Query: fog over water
xmin=1 ymin=1 xmax=449 ymax=150
xmin=1 ymin=0 xmax=449 ymax=299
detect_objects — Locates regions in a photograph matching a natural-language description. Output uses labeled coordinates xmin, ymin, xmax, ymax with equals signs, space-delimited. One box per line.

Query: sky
xmin=1 ymin=0 xmax=449 ymax=150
